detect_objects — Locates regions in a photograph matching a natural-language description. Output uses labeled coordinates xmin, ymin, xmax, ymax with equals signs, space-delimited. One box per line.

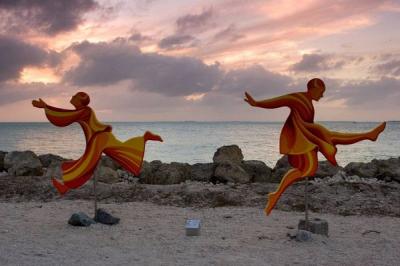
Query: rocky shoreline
xmin=1 ymin=145 xmax=399 ymax=216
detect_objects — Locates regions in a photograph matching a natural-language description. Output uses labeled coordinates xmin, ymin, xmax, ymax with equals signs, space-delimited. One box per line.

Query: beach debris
xmin=95 ymin=208 xmax=120 ymax=225
xmin=68 ymin=212 xmax=96 ymax=227
xmin=362 ymin=229 xmax=381 ymax=236
xmin=185 ymin=219 xmax=201 ymax=236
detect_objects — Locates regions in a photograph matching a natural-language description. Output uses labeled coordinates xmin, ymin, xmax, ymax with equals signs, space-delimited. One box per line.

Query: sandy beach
xmin=0 ymin=200 xmax=399 ymax=266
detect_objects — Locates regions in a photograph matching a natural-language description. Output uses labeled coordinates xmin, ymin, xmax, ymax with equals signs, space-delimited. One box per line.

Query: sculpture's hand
xmin=32 ymin=98 xmax=46 ymax=108
xmin=244 ymin=92 xmax=258 ymax=107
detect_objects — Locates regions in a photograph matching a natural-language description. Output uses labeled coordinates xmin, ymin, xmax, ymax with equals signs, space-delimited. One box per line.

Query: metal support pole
xmin=304 ymin=176 xmax=309 ymax=231
xmin=93 ymin=174 xmax=98 ymax=220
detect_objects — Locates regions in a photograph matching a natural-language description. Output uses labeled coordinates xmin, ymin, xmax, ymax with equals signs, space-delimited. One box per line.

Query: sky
xmin=0 ymin=0 xmax=399 ymax=122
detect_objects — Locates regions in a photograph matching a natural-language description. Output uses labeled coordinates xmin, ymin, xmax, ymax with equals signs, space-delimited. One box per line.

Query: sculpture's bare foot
xmin=368 ymin=122 xmax=386 ymax=141
xmin=144 ymin=131 xmax=163 ymax=142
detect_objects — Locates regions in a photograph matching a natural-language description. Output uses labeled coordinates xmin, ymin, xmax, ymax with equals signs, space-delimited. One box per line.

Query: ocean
xmin=0 ymin=121 xmax=398 ymax=168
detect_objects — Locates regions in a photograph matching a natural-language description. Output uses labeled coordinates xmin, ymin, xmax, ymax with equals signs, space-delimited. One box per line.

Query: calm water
xmin=0 ymin=122 xmax=398 ymax=167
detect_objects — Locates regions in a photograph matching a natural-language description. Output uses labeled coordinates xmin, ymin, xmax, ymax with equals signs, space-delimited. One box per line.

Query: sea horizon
xmin=0 ymin=121 xmax=398 ymax=168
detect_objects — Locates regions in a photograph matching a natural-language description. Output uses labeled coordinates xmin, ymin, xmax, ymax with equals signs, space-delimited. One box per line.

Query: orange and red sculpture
xmin=33 ymin=92 xmax=162 ymax=195
xmin=245 ymin=78 xmax=386 ymax=215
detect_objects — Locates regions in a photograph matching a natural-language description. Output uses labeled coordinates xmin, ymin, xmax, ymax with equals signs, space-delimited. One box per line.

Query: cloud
xmin=0 ymin=35 xmax=61 ymax=82
xmin=290 ymin=53 xmax=346 ymax=72
xmin=176 ymin=8 xmax=215 ymax=34
xmin=213 ymin=24 xmax=245 ymax=42
xmin=330 ymin=77 xmax=400 ymax=108
xmin=0 ymin=81 xmax=67 ymax=106
xmin=158 ymin=34 xmax=196 ymax=50
xmin=374 ymin=59 xmax=400 ymax=77
xmin=0 ymin=0 xmax=98 ymax=35
xmin=64 ymin=40 xmax=222 ymax=97
xmin=217 ymin=65 xmax=292 ymax=96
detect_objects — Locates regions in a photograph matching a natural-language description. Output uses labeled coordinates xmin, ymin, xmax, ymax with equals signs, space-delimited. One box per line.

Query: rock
xmin=4 ymin=151 xmax=43 ymax=176
xmin=95 ymin=208 xmax=120 ymax=225
xmin=298 ymin=218 xmax=329 ymax=236
xmin=38 ymin=154 xmax=64 ymax=168
xmin=213 ymin=145 xmax=244 ymax=164
xmin=214 ymin=161 xmax=250 ymax=183
xmin=272 ymin=156 xmax=343 ymax=182
xmin=141 ymin=162 xmax=191 ymax=184
xmin=0 ymin=151 xmax=7 ymax=171
xmin=242 ymin=160 xmax=272 ymax=183
xmin=371 ymin=157 xmax=400 ymax=182
xmin=314 ymin=161 xmax=342 ymax=179
xmin=94 ymin=166 xmax=120 ymax=184
xmin=296 ymin=230 xmax=313 ymax=242
xmin=99 ymin=155 xmax=121 ymax=170
xmin=271 ymin=156 xmax=290 ymax=183
xmin=344 ymin=161 xmax=378 ymax=179
xmin=68 ymin=212 xmax=96 ymax=227
xmin=190 ymin=163 xmax=213 ymax=182
xmin=44 ymin=160 xmax=63 ymax=179
xmin=344 ymin=157 xmax=400 ymax=182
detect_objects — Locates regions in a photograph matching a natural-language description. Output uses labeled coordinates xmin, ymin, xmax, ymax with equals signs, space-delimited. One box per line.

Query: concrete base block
xmin=186 ymin=219 xmax=201 ymax=236
xmin=298 ymin=218 xmax=329 ymax=236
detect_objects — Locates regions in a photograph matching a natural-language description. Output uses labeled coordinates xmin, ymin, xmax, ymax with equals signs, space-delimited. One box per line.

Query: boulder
xmin=99 ymin=155 xmax=121 ymax=170
xmin=344 ymin=157 xmax=400 ymax=182
xmin=190 ymin=163 xmax=213 ymax=182
xmin=213 ymin=145 xmax=244 ymax=164
xmin=272 ymin=156 xmax=343 ymax=182
xmin=371 ymin=157 xmax=400 ymax=182
xmin=94 ymin=165 xmax=120 ymax=184
xmin=344 ymin=161 xmax=378 ymax=179
xmin=44 ymin=160 xmax=63 ymax=179
xmin=38 ymin=153 xmax=65 ymax=168
xmin=314 ymin=160 xmax=342 ymax=179
xmin=4 ymin=151 xmax=43 ymax=176
xmin=271 ymin=156 xmax=290 ymax=183
xmin=141 ymin=162 xmax=191 ymax=184
xmin=0 ymin=151 xmax=7 ymax=171
xmin=214 ymin=161 xmax=250 ymax=184
xmin=242 ymin=160 xmax=273 ymax=183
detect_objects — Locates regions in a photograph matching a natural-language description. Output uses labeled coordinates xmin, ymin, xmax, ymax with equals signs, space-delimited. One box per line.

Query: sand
xmin=0 ymin=200 xmax=399 ymax=266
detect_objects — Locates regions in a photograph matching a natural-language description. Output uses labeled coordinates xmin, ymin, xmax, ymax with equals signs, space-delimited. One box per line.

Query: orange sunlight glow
xmin=184 ymin=93 xmax=206 ymax=101
xmin=20 ymin=67 xmax=61 ymax=84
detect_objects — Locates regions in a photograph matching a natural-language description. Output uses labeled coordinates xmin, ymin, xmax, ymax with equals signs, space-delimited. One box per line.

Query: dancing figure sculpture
xmin=244 ymin=78 xmax=386 ymax=215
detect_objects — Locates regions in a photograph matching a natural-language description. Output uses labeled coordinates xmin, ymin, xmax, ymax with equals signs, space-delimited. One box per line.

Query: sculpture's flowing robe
xmin=262 ymin=93 xmax=338 ymax=165
xmin=45 ymin=105 xmax=145 ymax=194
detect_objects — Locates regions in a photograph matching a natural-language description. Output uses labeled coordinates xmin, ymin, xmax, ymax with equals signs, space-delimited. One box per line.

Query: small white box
xmin=185 ymin=219 xmax=201 ymax=236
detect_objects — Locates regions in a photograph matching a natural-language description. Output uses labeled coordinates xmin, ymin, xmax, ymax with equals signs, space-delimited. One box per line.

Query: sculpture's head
xmin=307 ymin=78 xmax=325 ymax=101
xmin=70 ymin=92 xmax=90 ymax=108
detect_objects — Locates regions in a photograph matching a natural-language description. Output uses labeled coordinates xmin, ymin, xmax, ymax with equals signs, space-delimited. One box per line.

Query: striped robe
xmin=45 ymin=105 xmax=145 ymax=195
xmin=262 ymin=92 xmax=338 ymax=165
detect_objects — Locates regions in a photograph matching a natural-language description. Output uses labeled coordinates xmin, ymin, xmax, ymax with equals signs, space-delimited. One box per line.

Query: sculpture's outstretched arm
xmin=32 ymin=98 xmax=87 ymax=127
xmin=244 ymin=92 xmax=294 ymax=109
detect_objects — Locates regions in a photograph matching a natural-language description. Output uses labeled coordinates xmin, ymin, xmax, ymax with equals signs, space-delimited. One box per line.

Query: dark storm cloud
xmin=0 ymin=35 xmax=61 ymax=82
xmin=64 ymin=40 xmax=222 ymax=97
xmin=176 ymin=8 xmax=214 ymax=34
xmin=158 ymin=34 xmax=196 ymax=50
xmin=290 ymin=53 xmax=346 ymax=72
xmin=374 ymin=60 xmax=400 ymax=77
xmin=0 ymin=0 xmax=98 ymax=35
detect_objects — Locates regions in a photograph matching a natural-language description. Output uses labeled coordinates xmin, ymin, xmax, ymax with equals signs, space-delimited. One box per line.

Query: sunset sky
xmin=0 ymin=0 xmax=399 ymax=122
